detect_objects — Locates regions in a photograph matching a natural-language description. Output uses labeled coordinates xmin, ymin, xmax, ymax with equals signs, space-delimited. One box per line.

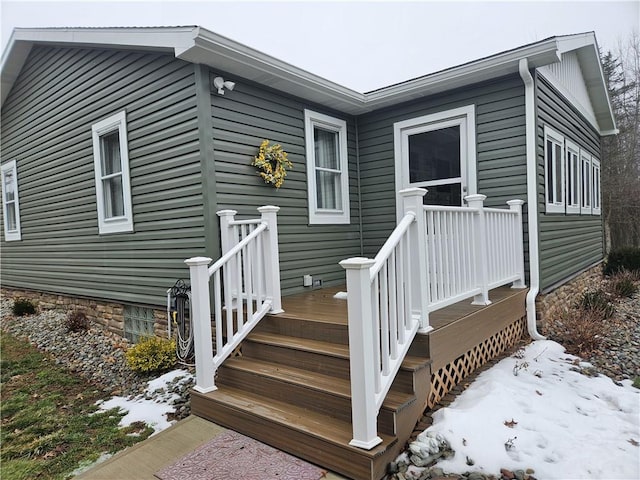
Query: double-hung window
xmin=1 ymin=160 xmax=22 ymax=241
xmin=544 ymin=126 xmax=565 ymax=213
xmin=592 ymin=157 xmax=601 ymax=215
xmin=565 ymin=140 xmax=580 ymax=214
xmin=580 ymin=151 xmax=592 ymax=214
xmin=92 ymin=111 xmax=134 ymax=234
xmin=304 ymin=110 xmax=350 ymax=224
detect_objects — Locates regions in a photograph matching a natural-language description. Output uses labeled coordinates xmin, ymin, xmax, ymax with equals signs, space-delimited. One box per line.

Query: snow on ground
xmin=412 ymin=340 xmax=640 ymax=479
xmin=95 ymin=369 xmax=193 ymax=435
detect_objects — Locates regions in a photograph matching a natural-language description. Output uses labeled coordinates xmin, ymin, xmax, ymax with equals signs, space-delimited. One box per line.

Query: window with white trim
xmin=304 ymin=109 xmax=350 ymax=224
xmin=580 ymin=150 xmax=592 ymax=214
xmin=92 ymin=111 xmax=134 ymax=234
xmin=1 ymin=160 xmax=22 ymax=241
xmin=592 ymin=157 xmax=601 ymax=215
xmin=565 ymin=140 xmax=580 ymax=214
xmin=544 ymin=126 xmax=565 ymax=213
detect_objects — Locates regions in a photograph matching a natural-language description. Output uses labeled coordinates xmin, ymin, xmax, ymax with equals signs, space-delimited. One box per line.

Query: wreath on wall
xmin=251 ymin=140 xmax=292 ymax=189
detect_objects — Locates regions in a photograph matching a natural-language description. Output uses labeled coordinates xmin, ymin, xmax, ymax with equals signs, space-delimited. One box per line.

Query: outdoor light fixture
xmin=213 ymin=76 xmax=235 ymax=95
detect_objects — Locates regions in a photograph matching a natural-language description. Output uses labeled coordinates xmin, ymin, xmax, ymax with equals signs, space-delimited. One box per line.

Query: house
xmin=1 ymin=27 xmax=616 ymax=479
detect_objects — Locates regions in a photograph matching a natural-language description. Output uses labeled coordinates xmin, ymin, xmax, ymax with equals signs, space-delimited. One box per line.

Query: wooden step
xmin=255 ymin=313 xmax=349 ymax=344
xmin=243 ymin=332 xmax=431 ymax=392
xmin=192 ymin=386 xmax=399 ymax=480
xmin=218 ymin=357 xmax=416 ymax=435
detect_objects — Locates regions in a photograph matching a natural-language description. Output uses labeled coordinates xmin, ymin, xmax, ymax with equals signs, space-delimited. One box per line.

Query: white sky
xmin=0 ymin=0 xmax=638 ymax=92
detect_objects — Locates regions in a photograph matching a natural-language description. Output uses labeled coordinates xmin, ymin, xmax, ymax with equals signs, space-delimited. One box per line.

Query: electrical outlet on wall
xmin=303 ymin=275 xmax=313 ymax=287
xmin=313 ymin=279 xmax=322 ymax=288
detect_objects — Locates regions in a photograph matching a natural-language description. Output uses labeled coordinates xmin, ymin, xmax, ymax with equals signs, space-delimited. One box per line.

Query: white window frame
xmin=592 ymin=157 xmax=601 ymax=215
xmin=580 ymin=150 xmax=592 ymax=215
xmin=1 ymin=160 xmax=22 ymax=241
xmin=393 ymin=104 xmax=477 ymax=219
xmin=304 ymin=109 xmax=350 ymax=225
xmin=565 ymin=139 xmax=580 ymax=214
xmin=92 ymin=111 xmax=134 ymax=234
xmin=544 ymin=126 xmax=565 ymax=213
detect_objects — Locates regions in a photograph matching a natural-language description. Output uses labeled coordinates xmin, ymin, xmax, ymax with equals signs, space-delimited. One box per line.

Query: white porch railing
xmin=185 ymin=206 xmax=282 ymax=393
xmin=342 ymin=188 xmax=526 ymax=449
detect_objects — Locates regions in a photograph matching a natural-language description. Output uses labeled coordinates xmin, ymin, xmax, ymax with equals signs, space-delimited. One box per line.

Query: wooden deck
xmin=191 ymin=284 xmax=527 ymax=480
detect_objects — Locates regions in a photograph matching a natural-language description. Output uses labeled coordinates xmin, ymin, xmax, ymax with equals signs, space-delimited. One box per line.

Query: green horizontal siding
xmin=1 ymin=46 xmax=205 ymax=307
xmin=535 ymin=72 xmax=603 ymax=290
xmin=357 ymin=74 xmax=529 ymax=274
xmin=208 ymin=75 xmax=361 ymax=294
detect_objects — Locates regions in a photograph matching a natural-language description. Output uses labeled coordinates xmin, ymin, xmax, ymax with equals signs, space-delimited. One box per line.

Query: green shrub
xmin=604 ymin=247 xmax=640 ymax=276
xmin=12 ymin=299 xmax=36 ymax=317
xmin=576 ymin=289 xmax=615 ymax=319
xmin=65 ymin=310 xmax=89 ymax=333
xmin=609 ymin=270 xmax=638 ymax=297
xmin=125 ymin=336 xmax=176 ymax=373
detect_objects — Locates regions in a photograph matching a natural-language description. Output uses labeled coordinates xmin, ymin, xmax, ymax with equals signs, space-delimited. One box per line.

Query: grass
xmin=0 ymin=331 xmax=153 ymax=480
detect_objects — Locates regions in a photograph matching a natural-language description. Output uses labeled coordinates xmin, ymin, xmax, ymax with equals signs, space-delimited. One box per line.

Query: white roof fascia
xmin=556 ymin=32 xmax=617 ymax=134
xmin=0 ymin=27 xmax=617 ymax=132
xmin=177 ymin=27 xmax=365 ymax=114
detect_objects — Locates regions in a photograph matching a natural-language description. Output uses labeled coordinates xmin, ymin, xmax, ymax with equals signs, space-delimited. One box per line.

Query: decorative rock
xmin=500 ymin=469 xmax=515 ymax=480
xmin=0 ymin=298 xmax=194 ymax=421
xmin=514 ymin=470 xmax=525 ymax=480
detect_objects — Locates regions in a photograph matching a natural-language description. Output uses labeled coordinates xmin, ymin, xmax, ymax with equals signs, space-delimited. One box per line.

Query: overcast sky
xmin=1 ymin=0 xmax=638 ymax=92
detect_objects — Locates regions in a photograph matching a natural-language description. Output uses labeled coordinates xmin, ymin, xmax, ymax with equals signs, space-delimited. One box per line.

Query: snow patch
xmin=411 ymin=340 xmax=640 ymax=479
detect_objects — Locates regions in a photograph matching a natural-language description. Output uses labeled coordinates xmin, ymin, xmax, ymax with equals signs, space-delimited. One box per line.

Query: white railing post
xmin=217 ymin=209 xmax=238 ymax=306
xmin=507 ymin=199 xmax=527 ymax=289
xmin=399 ymin=187 xmax=432 ymax=333
xmin=185 ymin=256 xmax=216 ymax=393
xmin=340 ymin=257 xmax=383 ymax=450
xmin=465 ymin=194 xmax=492 ymax=306
xmin=258 ymin=205 xmax=283 ymax=314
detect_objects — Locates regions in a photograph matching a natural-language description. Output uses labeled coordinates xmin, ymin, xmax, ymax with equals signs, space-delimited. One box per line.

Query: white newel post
xmin=399 ymin=187 xmax=432 ymax=333
xmin=465 ymin=194 xmax=492 ymax=306
xmin=507 ymin=199 xmax=527 ymax=289
xmin=185 ymin=256 xmax=216 ymax=393
xmin=258 ymin=206 xmax=283 ymax=314
xmin=217 ymin=210 xmax=238 ymax=306
xmin=340 ymin=257 xmax=383 ymax=450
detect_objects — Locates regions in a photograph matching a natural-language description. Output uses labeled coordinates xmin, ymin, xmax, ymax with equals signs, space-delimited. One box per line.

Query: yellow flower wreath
xmin=251 ymin=140 xmax=293 ymax=189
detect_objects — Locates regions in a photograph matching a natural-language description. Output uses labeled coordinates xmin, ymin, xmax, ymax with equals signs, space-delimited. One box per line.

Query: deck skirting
xmin=427 ymin=314 xmax=527 ymax=408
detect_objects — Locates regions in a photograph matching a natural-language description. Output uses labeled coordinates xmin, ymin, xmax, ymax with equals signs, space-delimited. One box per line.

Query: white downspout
xmin=518 ymin=58 xmax=545 ymax=341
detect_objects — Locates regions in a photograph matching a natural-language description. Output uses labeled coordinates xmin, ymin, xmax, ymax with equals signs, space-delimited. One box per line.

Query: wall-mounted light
xmin=213 ymin=76 xmax=235 ymax=95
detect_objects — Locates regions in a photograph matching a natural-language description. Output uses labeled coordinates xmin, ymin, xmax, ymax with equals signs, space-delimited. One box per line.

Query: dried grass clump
xmin=550 ymin=308 xmax=605 ymax=357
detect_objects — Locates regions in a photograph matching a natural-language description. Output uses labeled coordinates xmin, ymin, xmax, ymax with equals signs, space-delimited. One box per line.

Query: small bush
xmin=604 ymin=247 xmax=640 ymax=276
xmin=125 ymin=336 xmax=176 ymax=373
xmin=576 ymin=289 xmax=615 ymax=319
xmin=65 ymin=310 xmax=89 ymax=333
xmin=608 ymin=270 xmax=638 ymax=298
xmin=12 ymin=298 xmax=37 ymax=317
xmin=552 ymin=308 xmax=604 ymax=357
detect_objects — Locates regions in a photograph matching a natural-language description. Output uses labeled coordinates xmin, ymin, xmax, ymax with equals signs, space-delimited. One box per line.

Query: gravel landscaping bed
xmin=0 ymin=298 xmax=194 ymax=420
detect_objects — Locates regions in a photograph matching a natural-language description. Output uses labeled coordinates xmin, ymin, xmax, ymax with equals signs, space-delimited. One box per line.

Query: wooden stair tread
xmin=247 ymin=332 xmax=431 ymax=371
xmin=198 ymin=385 xmax=397 ymax=458
xmin=224 ymin=357 xmax=415 ymax=411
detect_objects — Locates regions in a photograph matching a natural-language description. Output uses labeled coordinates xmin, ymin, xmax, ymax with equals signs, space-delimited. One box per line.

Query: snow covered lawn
xmin=409 ymin=340 xmax=640 ymax=479
xmin=95 ymin=369 xmax=193 ymax=435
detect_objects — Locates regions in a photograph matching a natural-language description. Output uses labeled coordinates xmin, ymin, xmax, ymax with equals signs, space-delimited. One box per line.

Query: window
xmin=580 ymin=151 xmax=592 ymax=214
xmin=304 ymin=110 xmax=350 ymax=224
xmin=123 ymin=305 xmax=155 ymax=343
xmin=544 ymin=126 xmax=565 ymax=213
xmin=1 ymin=160 xmax=21 ymax=241
xmin=565 ymin=140 xmax=580 ymax=214
xmin=592 ymin=157 xmax=601 ymax=215
xmin=394 ymin=105 xmax=476 ymax=215
xmin=92 ymin=111 xmax=133 ymax=234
